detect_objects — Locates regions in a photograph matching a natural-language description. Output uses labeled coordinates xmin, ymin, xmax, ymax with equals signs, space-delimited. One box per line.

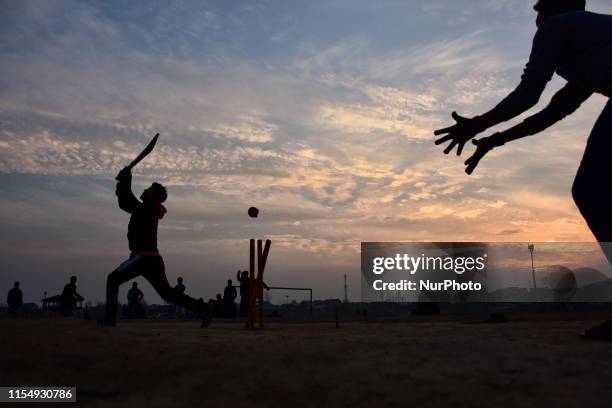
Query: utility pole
xmin=528 ymin=243 xmax=537 ymax=291
xmin=343 ymin=274 xmax=348 ymax=303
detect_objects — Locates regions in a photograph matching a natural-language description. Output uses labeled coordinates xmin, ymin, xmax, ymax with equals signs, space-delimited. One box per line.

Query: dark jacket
xmin=7 ymin=288 xmax=22 ymax=308
xmin=127 ymin=288 xmax=144 ymax=303
xmin=116 ymin=178 xmax=167 ymax=253
xmin=237 ymin=273 xmax=250 ymax=297
xmin=224 ymin=285 xmax=237 ymax=302
xmin=62 ymin=283 xmax=83 ymax=302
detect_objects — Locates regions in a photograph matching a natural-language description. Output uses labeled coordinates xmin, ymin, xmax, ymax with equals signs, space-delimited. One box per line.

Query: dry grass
xmin=2 ymin=313 xmax=612 ymax=407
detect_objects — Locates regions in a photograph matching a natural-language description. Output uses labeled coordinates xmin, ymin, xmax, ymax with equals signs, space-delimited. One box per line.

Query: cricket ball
xmin=248 ymin=207 xmax=259 ymax=218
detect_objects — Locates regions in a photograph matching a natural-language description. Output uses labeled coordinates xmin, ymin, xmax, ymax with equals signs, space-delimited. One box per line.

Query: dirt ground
xmin=2 ymin=313 xmax=612 ymax=408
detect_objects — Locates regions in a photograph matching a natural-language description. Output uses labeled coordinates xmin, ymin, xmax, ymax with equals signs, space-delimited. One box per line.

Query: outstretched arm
xmin=436 ymin=19 xmax=564 ymax=155
xmin=434 ymin=77 xmax=547 ymax=156
xmin=115 ymin=167 xmax=141 ymax=214
xmin=464 ymin=82 xmax=592 ymax=174
xmin=473 ymin=77 xmax=549 ymax=132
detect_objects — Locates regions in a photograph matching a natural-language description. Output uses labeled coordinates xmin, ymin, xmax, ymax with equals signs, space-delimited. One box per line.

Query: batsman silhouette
xmin=435 ymin=0 xmax=612 ymax=263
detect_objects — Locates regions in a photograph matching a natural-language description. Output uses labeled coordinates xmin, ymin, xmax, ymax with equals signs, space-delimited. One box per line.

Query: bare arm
xmin=487 ymin=83 xmax=590 ymax=145
xmin=476 ymin=19 xmax=566 ymax=131
xmin=436 ymin=18 xmax=565 ymax=154
xmin=464 ymin=82 xmax=592 ymax=174
xmin=474 ymin=77 xmax=549 ymax=131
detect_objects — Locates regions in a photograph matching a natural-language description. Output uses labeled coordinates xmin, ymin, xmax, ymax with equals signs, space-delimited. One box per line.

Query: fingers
xmin=452 ymin=111 xmax=466 ymax=123
xmin=464 ymin=157 xmax=477 ymax=175
xmin=465 ymin=164 xmax=476 ymax=175
xmin=434 ymin=125 xmax=455 ymax=136
xmin=443 ymin=140 xmax=458 ymax=155
xmin=464 ymin=149 xmax=486 ymax=175
xmin=456 ymin=141 xmax=465 ymax=156
xmin=435 ymin=110 xmax=466 ymax=135
xmin=436 ymin=111 xmax=466 ymax=135
xmin=434 ymin=134 xmax=453 ymax=145
xmin=115 ymin=167 xmax=132 ymax=181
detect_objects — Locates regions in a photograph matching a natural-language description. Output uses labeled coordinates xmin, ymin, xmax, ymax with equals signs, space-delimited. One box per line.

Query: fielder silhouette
xmin=126 ymin=282 xmax=145 ymax=317
xmin=61 ymin=276 xmax=84 ymax=316
xmin=100 ymin=167 xmax=211 ymax=327
xmin=7 ymin=281 xmax=23 ymax=318
xmin=435 ymin=0 xmax=612 ymax=264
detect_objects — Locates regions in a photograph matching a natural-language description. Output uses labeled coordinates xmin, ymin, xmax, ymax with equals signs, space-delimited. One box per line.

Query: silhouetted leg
xmin=105 ymin=256 xmax=144 ymax=323
xmin=239 ymin=296 xmax=248 ymax=317
xmin=142 ymin=257 xmax=202 ymax=314
xmin=572 ymin=99 xmax=612 ymax=264
xmin=258 ymin=288 xmax=264 ymax=329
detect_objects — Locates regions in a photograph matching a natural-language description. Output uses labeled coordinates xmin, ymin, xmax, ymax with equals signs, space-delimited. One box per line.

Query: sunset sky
xmin=2 ymin=0 xmax=612 ymax=304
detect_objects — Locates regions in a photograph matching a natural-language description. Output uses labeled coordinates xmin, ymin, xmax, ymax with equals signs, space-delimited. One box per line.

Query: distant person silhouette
xmin=61 ymin=276 xmax=84 ymax=316
xmin=213 ymin=293 xmax=223 ymax=317
xmin=174 ymin=277 xmax=186 ymax=316
xmin=127 ymin=282 xmax=144 ymax=316
xmin=100 ymin=167 xmax=211 ymax=327
xmin=435 ymin=0 xmax=612 ymax=263
xmin=223 ymin=279 xmax=237 ymax=318
xmin=7 ymin=281 xmax=23 ymax=318
xmin=236 ymin=270 xmax=250 ymax=317
xmin=174 ymin=277 xmax=186 ymax=295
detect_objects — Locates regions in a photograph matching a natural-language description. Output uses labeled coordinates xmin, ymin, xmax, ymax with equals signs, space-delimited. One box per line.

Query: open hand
xmin=434 ymin=111 xmax=483 ymax=156
xmin=464 ymin=137 xmax=496 ymax=175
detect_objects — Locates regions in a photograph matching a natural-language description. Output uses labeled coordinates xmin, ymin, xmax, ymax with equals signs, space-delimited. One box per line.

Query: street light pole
xmin=528 ymin=243 xmax=537 ymax=291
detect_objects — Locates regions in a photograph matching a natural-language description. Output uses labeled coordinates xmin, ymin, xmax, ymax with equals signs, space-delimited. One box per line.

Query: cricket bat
xmin=116 ymin=133 xmax=159 ymax=180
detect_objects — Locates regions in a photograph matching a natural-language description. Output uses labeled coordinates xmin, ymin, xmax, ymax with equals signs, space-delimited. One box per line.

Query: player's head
xmin=177 ymin=277 xmax=183 ymax=283
xmin=534 ymin=0 xmax=585 ymax=26
xmin=241 ymin=270 xmax=249 ymax=278
xmin=141 ymin=182 xmax=167 ymax=203
xmin=216 ymin=293 xmax=222 ymax=300
xmin=14 ymin=281 xmax=19 ymax=288
xmin=70 ymin=276 xmax=77 ymax=283
xmin=132 ymin=282 xmax=138 ymax=288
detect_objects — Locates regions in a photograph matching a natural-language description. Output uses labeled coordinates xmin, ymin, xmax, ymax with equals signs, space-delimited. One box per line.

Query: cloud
xmin=316 ymin=84 xmax=439 ymax=140
xmin=203 ymin=118 xmax=276 ymax=143
xmin=0 ymin=0 xmax=604 ymax=302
